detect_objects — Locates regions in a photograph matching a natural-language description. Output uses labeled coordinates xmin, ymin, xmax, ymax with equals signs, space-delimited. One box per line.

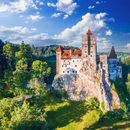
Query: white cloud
xmin=106 ymin=30 xmax=112 ymax=36
xmin=47 ymin=2 xmax=56 ymax=7
xmin=120 ymin=43 xmax=130 ymax=52
xmin=0 ymin=26 xmax=36 ymax=34
xmin=47 ymin=0 xmax=78 ymax=19
xmin=96 ymin=1 xmax=106 ymax=5
xmin=97 ymin=37 xmax=112 ymax=51
xmin=0 ymin=0 xmax=44 ymax=13
xmin=63 ymin=14 xmax=69 ymax=19
xmin=0 ymin=25 xmax=37 ymax=43
xmin=88 ymin=5 xmax=95 ymax=9
xmin=95 ymin=13 xmax=107 ymax=19
xmin=0 ymin=0 xmax=33 ymax=13
xmin=126 ymin=43 xmax=130 ymax=48
xmin=0 ymin=12 xmax=113 ymax=51
xmin=55 ymin=13 xmax=108 ymax=47
xmin=96 ymin=1 xmax=100 ymax=4
xmin=28 ymin=14 xmax=43 ymax=21
xmin=52 ymin=13 xmax=62 ymax=18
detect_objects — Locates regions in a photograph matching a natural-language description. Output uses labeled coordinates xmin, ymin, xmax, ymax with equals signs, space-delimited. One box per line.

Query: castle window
xmin=63 ymin=71 xmax=65 ymax=73
xmin=67 ymin=71 xmax=69 ymax=73
xmin=75 ymin=65 xmax=77 ymax=67
xmin=73 ymin=60 xmax=74 ymax=62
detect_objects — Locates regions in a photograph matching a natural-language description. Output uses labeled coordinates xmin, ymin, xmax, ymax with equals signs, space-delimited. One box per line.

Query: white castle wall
xmin=60 ymin=58 xmax=82 ymax=75
xmin=108 ymin=58 xmax=122 ymax=80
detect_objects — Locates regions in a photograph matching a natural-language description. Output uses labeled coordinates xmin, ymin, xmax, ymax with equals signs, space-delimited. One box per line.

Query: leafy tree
xmin=15 ymin=42 xmax=33 ymax=68
xmin=3 ymin=70 xmax=13 ymax=88
xmin=0 ymin=98 xmax=48 ymax=130
xmin=32 ymin=60 xmax=51 ymax=81
xmin=13 ymin=58 xmax=30 ymax=87
xmin=3 ymin=41 xmax=15 ymax=69
xmin=0 ymin=40 xmax=7 ymax=80
xmin=126 ymin=73 xmax=130 ymax=95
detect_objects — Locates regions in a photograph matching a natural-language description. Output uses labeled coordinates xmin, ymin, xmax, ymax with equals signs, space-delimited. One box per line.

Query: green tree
xmin=13 ymin=58 xmax=30 ymax=87
xmin=32 ymin=60 xmax=51 ymax=80
xmin=0 ymin=40 xmax=7 ymax=80
xmin=0 ymin=98 xmax=48 ymax=130
xmin=126 ymin=73 xmax=130 ymax=95
xmin=15 ymin=42 xmax=33 ymax=68
xmin=3 ymin=41 xmax=15 ymax=69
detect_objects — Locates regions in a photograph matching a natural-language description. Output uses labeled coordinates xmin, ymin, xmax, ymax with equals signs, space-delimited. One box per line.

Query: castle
xmin=56 ymin=28 xmax=122 ymax=81
xmin=53 ymin=28 xmax=122 ymax=110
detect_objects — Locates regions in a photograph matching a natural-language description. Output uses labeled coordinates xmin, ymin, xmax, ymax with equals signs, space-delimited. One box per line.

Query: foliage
xmin=13 ymin=58 xmax=30 ymax=87
xmin=126 ymin=73 xmax=130 ymax=95
xmin=0 ymin=40 xmax=7 ymax=80
xmin=3 ymin=42 xmax=15 ymax=69
xmin=0 ymin=98 xmax=48 ymax=130
xmin=32 ymin=60 xmax=51 ymax=80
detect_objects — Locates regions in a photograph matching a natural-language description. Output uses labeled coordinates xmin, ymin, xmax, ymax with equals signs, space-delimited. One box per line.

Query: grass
xmin=44 ymin=99 xmax=102 ymax=130
xmin=43 ymin=96 xmax=130 ymax=130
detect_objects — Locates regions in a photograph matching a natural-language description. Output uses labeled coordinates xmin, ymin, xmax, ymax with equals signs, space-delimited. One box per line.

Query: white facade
xmin=108 ymin=58 xmax=122 ymax=81
xmin=60 ymin=58 xmax=82 ymax=75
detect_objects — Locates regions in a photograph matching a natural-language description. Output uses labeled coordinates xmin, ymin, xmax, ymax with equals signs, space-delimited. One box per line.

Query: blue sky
xmin=0 ymin=0 xmax=130 ymax=52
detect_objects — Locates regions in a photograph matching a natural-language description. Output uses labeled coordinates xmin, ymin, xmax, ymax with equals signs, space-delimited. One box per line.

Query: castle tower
xmin=81 ymin=28 xmax=97 ymax=70
xmin=56 ymin=47 xmax=62 ymax=74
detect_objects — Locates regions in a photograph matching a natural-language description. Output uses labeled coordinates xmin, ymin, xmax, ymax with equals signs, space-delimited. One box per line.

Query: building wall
xmin=108 ymin=58 xmax=122 ymax=80
xmin=60 ymin=58 xmax=82 ymax=75
xmin=56 ymin=51 xmax=61 ymax=74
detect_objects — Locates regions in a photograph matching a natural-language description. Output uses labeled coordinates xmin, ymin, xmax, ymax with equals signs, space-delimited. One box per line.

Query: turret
xmin=56 ymin=47 xmax=62 ymax=74
xmin=108 ymin=46 xmax=117 ymax=59
xmin=81 ymin=28 xmax=97 ymax=70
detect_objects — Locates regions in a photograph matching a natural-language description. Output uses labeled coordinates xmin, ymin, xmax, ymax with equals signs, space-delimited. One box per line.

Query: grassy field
xmin=44 ymin=99 xmax=101 ymax=130
xmin=42 ymin=96 xmax=130 ymax=130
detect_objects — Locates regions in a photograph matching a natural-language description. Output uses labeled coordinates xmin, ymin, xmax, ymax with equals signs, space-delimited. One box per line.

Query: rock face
xmin=52 ymin=73 xmax=120 ymax=111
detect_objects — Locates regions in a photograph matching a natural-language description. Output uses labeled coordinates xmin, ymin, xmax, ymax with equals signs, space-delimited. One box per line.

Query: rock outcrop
xmin=52 ymin=73 xmax=120 ymax=111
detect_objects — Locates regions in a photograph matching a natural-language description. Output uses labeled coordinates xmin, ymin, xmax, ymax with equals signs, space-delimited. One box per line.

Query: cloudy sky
xmin=0 ymin=0 xmax=130 ymax=52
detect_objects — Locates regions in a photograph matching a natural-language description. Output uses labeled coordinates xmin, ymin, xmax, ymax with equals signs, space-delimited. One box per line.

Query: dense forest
xmin=1 ymin=40 xmax=130 ymax=130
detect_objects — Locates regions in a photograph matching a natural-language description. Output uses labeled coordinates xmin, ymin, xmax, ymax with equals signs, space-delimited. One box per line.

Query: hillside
xmin=0 ymin=42 xmax=130 ymax=130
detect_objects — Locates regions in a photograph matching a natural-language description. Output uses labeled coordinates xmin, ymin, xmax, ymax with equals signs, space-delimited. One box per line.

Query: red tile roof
xmin=61 ymin=50 xmax=71 ymax=59
xmin=73 ymin=49 xmax=81 ymax=56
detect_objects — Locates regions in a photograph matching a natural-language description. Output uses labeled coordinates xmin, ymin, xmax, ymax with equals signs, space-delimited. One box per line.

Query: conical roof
xmin=86 ymin=27 xmax=92 ymax=35
xmin=109 ymin=46 xmax=117 ymax=59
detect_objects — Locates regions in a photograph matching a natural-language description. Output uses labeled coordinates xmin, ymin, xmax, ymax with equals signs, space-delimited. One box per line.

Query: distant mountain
xmin=32 ymin=45 xmax=130 ymax=58
xmin=32 ymin=45 xmax=79 ymax=57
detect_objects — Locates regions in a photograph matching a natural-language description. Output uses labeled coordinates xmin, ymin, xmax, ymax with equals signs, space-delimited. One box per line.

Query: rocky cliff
xmin=52 ymin=73 xmax=120 ymax=111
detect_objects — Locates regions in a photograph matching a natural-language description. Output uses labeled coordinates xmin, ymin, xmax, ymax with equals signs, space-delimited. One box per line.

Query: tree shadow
xmin=86 ymin=110 xmax=130 ymax=130
xmin=46 ymin=100 xmax=88 ymax=129
xmin=114 ymin=78 xmax=130 ymax=110
xmin=12 ymin=120 xmax=47 ymax=130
